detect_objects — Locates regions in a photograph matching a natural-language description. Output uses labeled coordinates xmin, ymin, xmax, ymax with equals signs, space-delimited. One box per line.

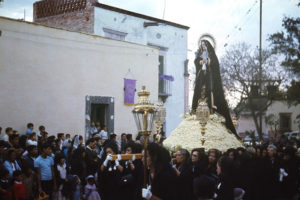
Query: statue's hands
xmin=201 ymin=59 xmax=208 ymax=65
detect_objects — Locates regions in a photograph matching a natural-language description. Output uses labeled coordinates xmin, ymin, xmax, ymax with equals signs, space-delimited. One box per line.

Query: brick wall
xmin=33 ymin=0 xmax=95 ymax=34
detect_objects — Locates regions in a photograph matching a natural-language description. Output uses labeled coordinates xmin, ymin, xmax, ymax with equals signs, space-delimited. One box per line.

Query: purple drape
xmin=159 ymin=74 xmax=174 ymax=81
xmin=124 ymin=78 xmax=136 ymax=106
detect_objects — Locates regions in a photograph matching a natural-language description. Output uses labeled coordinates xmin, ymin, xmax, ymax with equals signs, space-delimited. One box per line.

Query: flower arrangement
xmin=164 ymin=113 xmax=243 ymax=152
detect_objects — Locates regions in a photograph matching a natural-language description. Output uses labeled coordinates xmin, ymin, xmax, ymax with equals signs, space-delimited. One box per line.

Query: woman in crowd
xmin=99 ymin=140 xmax=123 ymax=200
xmin=205 ymin=148 xmax=220 ymax=181
xmin=191 ymin=148 xmax=208 ymax=178
xmin=120 ymin=142 xmax=138 ymax=200
xmin=216 ymin=156 xmax=234 ymax=200
xmin=173 ymin=148 xmax=194 ymax=200
xmin=142 ymin=143 xmax=178 ymax=200
xmin=70 ymin=147 xmax=87 ymax=185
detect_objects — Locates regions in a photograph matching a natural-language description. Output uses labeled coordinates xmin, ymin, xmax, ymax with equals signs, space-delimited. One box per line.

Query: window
xmin=103 ymin=28 xmax=127 ymax=41
xmin=279 ymin=113 xmax=291 ymax=133
xmin=159 ymin=55 xmax=165 ymax=94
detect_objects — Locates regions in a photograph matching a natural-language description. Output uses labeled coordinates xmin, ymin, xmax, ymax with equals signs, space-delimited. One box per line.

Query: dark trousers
xmin=41 ymin=180 xmax=53 ymax=198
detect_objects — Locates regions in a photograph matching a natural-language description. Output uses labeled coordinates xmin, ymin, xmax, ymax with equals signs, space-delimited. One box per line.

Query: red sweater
xmin=13 ymin=181 xmax=27 ymax=200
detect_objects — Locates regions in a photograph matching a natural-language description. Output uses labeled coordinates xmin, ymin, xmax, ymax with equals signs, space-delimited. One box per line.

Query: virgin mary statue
xmin=192 ymin=35 xmax=238 ymax=137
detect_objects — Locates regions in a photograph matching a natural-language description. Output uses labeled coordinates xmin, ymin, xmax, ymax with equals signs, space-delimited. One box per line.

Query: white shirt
xmin=3 ymin=134 xmax=9 ymax=142
xmin=27 ymin=139 xmax=37 ymax=146
xmin=99 ymin=130 xmax=108 ymax=140
xmin=57 ymin=163 xmax=67 ymax=180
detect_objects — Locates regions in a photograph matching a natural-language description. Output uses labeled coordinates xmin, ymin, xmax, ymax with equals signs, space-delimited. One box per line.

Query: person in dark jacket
xmin=70 ymin=147 xmax=87 ymax=185
xmin=85 ymin=138 xmax=99 ymax=176
xmin=193 ymin=175 xmax=216 ymax=200
xmin=99 ymin=140 xmax=123 ymax=200
xmin=173 ymin=148 xmax=194 ymax=200
xmin=121 ymin=142 xmax=142 ymax=200
xmin=24 ymin=145 xmax=38 ymax=170
xmin=280 ymin=146 xmax=298 ymax=199
xmin=191 ymin=148 xmax=208 ymax=178
xmin=205 ymin=149 xmax=220 ymax=182
xmin=142 ymin=143 xmax=179 ymax=200
xmin=216 ymin=156 xmax=234 ymax=200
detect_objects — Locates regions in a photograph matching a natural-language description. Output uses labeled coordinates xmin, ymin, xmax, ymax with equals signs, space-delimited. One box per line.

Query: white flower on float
xmin=163 ymin=113 xmax=243 ymax=152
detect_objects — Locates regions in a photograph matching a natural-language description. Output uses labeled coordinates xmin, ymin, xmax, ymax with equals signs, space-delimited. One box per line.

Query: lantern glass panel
xmin=133 ymin=112 xmax=142 ymax=132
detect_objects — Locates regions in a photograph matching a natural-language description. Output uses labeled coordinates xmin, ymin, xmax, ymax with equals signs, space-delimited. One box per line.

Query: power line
xmin=224 ymin=4 xmax=259 ymax=47
xmin=208 ymin=0 xmax=241 ymax=34
xmin=223 ymin=0 xmax=258 ymax=47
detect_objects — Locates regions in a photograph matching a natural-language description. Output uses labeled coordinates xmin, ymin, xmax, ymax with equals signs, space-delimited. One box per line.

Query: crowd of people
xmin=0 ymin=123 xmax=300 ymax=200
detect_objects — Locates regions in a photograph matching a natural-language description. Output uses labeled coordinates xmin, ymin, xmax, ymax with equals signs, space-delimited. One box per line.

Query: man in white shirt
xmin=3 ymin=127 xmax=13 ymax=142
xmin=99 ymin=125 xmax=108 ymax=141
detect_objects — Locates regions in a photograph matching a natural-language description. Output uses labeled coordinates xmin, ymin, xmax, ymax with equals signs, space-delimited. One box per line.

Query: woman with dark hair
xmin=226 ymin=148 xmax=237 ymax=160
xmin=70 ymin=147 xmax=87 ymax=185
xmin=205 ymin=149 xmax=221 ymax=181
xmin=142 ymin=143 xmax=178 ymax=200
xmin=192 ymin=39 xmax=238 ymax=137
xmin=121 ymin=142 xmax=142 ymax=200
xmin=191 ymin=148 xmax=208 ymax=178
xmin=173 ymin=148 xmax=194 ymax=200
xmin=216 ymin=156 xmax=234 ymax=200
xmin=99 ymin=140 xmax=123 ymax=200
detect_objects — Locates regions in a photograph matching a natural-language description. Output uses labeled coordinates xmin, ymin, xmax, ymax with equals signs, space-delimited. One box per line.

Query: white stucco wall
xmin=0 ymin=17 xmax=158 ymax=137
xmin=266 ymin=100 xmax=300 ymax=132
xmin=94 ymin=7 xmax=188 ymax=136
xmin=237 ymin=100 xmax=300 ymax=135
xmin=237 ymin=113 xmax=266 ymax=135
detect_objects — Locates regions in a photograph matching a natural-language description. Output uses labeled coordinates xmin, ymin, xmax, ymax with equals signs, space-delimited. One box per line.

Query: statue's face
xmin=201 ymin=41 xmax=207 ymax=51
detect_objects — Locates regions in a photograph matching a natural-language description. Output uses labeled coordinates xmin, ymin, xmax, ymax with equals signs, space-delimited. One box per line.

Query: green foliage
xmin=268 ymin=5 xmax=300 ymax=77
xmin=286 ymin=80 xmax=300 ymax=104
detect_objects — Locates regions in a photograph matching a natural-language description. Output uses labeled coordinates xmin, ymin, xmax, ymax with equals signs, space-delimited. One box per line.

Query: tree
xmin=286 ymin=79 xmax=300 ymax=104
xmin=220 ymin=42 xmax=285 ymax=138
xmin=269 ymin=2 xmax=300 ymax=104
xmin=265 ymin=113 xmax=279 ymax=137
xmin=268 ymin=16 xmax=300 ymax=77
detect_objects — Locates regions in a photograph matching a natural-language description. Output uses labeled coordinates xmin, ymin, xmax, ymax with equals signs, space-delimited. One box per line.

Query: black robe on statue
xmin=192 ymin=40 xmax=238 ymax=137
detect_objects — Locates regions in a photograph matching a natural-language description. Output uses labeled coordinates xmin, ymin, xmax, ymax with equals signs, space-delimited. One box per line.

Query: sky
xmin=0 ymin=0 xmax=299 ymax=57
xmin=0 ymin=0 xmax=299 ymax=106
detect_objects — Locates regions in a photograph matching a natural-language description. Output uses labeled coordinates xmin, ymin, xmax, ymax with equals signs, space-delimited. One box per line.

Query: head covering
xmin=73 ymin=136 xmax=79 ymax=149
xmin=86 ymin=175 xmax=94 ymax=180
xmin=234 ymin=188 xmax=245 ymax=200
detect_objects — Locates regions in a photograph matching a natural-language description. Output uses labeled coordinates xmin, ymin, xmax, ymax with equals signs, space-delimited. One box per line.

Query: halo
xmin=198 ymin=33 xmax=217 ymax=50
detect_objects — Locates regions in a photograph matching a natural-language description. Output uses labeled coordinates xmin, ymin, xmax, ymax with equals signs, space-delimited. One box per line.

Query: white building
xmin=0 ymin=16 xmax=159 ymax=137
xmin=33 ymin=0 xmax=189 ymax=136
xmin=237 ymin=100 xmax=300 ymax=136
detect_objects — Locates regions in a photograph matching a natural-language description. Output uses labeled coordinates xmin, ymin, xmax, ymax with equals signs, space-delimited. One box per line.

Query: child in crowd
xmin=13 ymin=170 xmax=27 ymax=200
xmin=0 ymin=169 xmax=12 ymax=199
xmin=27 ymin=132 xmax=38 ymax=146
xmin=55 ymin=154 xmax=67 ymax=200
xmin=83 ymin=175 xmax=101 ymax=200
xmin=22 ymin=166 xmax=37 ymax=200
xmin=61 ymin=174 xmax=81 ymax=200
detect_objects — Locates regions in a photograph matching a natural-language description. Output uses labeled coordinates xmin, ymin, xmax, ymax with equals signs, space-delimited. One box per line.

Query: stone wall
xmin=33 ymin=0 xmax=95 ymax=34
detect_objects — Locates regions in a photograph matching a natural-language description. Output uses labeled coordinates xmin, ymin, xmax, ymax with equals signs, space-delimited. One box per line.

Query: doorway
xmin=91 ymin=103 xmax=107 ymax=127
xmin=85 ymin=96 xmax=114 ymax=140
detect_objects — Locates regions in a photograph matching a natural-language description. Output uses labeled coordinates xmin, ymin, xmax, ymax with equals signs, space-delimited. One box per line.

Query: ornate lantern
xmin=155 ymin=102 xmax=166 ymax=143
xmin=132 ymin=86 xmax=157 ymax=136
xmin=132 ymin=86 xmax=157 ymax=187
xmin=196 ymin=100 xmax=210 ymax=136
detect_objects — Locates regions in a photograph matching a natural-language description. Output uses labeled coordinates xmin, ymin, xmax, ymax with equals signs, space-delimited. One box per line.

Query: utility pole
xmin=259 ymin=0 xmax=263 ymax=137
